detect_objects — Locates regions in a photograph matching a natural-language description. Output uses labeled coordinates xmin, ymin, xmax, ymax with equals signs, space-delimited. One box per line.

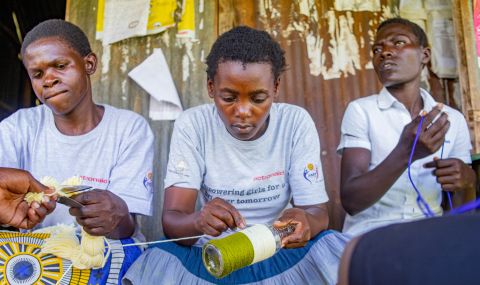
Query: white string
xmin=56 ymin=263 xmax=73 ymax=285
xmin=119 ymin=234 xmax=207 ymax=247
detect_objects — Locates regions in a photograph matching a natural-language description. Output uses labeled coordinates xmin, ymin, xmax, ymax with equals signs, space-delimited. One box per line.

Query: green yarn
xmin=204 ymin=232 xmax=255 ymax=278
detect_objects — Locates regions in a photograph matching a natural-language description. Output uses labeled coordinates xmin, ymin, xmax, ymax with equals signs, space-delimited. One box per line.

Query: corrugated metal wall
xmin=68 ymin=0 xmax=455 ymax=238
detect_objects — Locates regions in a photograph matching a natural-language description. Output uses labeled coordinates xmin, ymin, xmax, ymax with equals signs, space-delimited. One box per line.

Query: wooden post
xmin=217 ymin=0 xmax=256 ymax=34
xmin=452 ymin=0 xmax=479 ymax=201
xmin=452 ymin=0 xmax=480 ymax=153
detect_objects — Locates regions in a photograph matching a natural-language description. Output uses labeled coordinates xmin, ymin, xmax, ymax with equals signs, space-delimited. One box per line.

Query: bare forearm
xmin=163 ymin=210 xmax=203 ymax=245
xmin=465 ymin=167 xmax=476 ymax=197
xmin=342 ymin=147 xmax=410 ymax=215
xmin=460 ymin=167 xmax=477 ymax=203
xmin=303 ymin=206 xmax=329 ymax=237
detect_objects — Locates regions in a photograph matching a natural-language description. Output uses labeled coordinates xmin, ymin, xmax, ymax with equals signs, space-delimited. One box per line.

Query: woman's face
xmin=23 ymin=37 xmax=96 ymax=116
xmin=371 ymin=23 xmax=430 ymax=88
xmin=208 ymin=61 xmax=279 ymax=141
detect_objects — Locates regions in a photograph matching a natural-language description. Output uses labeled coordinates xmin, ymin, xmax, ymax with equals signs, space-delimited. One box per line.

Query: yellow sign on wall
xmin=96 ymin=0 xmax=195 ymax=44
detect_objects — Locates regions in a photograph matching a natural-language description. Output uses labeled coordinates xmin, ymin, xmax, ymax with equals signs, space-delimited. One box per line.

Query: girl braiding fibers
xmin=24 ymin=176 xmax=108 ymax=269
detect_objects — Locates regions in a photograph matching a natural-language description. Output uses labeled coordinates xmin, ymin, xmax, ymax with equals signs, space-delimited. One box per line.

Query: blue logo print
xmin=143 ymin=171 xmax=153 ymax=192
xmin=303 ymin=163 xmax=319 ymax=183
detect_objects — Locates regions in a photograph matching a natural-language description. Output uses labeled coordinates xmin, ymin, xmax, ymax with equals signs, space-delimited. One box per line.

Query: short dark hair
xmin=21 ymin=19 xmax=92 ymax=57
xmin=377 ymin=18 xmax=429 ymax=47
xmin=206 ymin=26 xmax=286 ymax=81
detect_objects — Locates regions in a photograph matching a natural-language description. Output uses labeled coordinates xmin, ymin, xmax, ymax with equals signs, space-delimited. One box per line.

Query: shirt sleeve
xmin=0 ymin=112 xmax=22 ymax=168
xmin=107 ymin=116 xmax=155 ymax=216
xmin=288 ymin=109 xmax=329 ymax=206
xmin=448 ymin=112 xmax=472 ymax=164
xmin=164 ymin=113 xmax=205 ymax=190
xmin=337 ymin=101 xmax=371 ymax=154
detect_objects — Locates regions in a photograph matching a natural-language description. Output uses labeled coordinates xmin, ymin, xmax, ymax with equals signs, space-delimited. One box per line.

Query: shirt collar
xmin=419 ymin=88 xmax=437 ymax=112
xmin=377 ymin=87 xmax=397 ymax=109
xmin=377 ymin=87 xmax=437 ymax=112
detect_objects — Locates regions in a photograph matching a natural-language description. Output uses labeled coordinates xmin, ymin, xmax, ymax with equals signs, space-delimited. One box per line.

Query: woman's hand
xmin=273 ymin=208 xmax=311 ymax=248
xmin=69 ymin=189 xmax=133 ymax=238
xmin=424 ymin=157 xmax=476 ymax=193
xmin=194 ymin=197 xmax=246 ymax=236
xmin=0 ymin=167 xmax=56 ymax=229
xmin=398 ymin=105 xmax=450 ymax=162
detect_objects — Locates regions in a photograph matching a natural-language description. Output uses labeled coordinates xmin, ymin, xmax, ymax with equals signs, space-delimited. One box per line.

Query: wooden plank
xmin=234 ymin=0 xmax=256 ymax=27
xmin=65 ymin=0 xmax=70 ymax=21
xmin=452 ymin=0 xmax=480 ymax=153
xmin=218 ymin=0 xmax=235 ymax=34
xmin=452 ymin=0 xmax=479 ymax=202
xmin=217 ymin=0 xmax=256 ymax=34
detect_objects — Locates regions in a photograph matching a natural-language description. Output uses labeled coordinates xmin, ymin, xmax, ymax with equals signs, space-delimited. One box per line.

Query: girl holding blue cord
xmin=337 ymin=18 xmax=476 ymax=237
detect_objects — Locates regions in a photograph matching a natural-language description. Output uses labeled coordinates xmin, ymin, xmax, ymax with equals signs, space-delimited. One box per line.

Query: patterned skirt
xmin=123 ymin=230 xmax=348 ymax=285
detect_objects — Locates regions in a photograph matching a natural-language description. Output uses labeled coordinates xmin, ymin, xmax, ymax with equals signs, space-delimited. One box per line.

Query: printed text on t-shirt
xmin=253 ymin=170 xmax=285 ymax=181
xmin=80 ymin=175 xmax=109 ymax=184
xmin=202 ymin=182 xmax=286 ymax=205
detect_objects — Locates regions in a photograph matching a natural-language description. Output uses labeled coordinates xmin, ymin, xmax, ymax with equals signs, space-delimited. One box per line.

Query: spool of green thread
xmin=203 ymin=231 xmax=255 ymax=278
xmin=202 ymin=224 xmax=294 ymax=278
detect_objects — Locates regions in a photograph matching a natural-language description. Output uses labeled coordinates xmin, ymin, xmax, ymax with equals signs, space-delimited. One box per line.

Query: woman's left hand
xmin=424 ymin=158 xmax=476 ymax=193
xmin=69 ymin=189 xmax=131 ymax=237
xmin=0 ymin=168 xmax=56 ymax=229
xmin=273 ymin=208 xmax=311 ymax=248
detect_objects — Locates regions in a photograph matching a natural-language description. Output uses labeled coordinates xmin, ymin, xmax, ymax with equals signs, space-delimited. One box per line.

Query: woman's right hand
xmin=194 ymin=197 xmax=246 ymax=236
xmin=398 ymin=104 xmax=449 ymax=162
xmin=0 ymin=168 xmax=56 ymax=229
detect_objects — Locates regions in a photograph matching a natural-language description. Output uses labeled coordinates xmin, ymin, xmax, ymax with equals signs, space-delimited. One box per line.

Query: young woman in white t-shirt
xmin=124 ymin=26 xmax=348 ymax=285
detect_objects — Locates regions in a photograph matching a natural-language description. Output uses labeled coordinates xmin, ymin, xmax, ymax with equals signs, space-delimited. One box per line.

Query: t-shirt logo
xmin=303 ymin=163 xmax=319 ymax=183
xmin=167 ymin=157 xmax=190 ymax=177
xmin=143 ymin=171 xmax=153 ymax=192
xmin=175 ymin=160 xmax=187 ymax=173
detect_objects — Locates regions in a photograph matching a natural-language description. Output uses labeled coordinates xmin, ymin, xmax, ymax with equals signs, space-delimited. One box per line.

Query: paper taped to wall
xmin=128 ymin=48 xmax=183 ymax=120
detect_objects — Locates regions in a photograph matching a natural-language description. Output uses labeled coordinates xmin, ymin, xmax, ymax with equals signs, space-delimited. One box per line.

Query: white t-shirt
xmin=337 ymin=88 xmax=472 ymax=236
xmin=165 ymin=103 xmax=329 ymax=243
xmin=0 ymin=104 xmax=155 ymax=228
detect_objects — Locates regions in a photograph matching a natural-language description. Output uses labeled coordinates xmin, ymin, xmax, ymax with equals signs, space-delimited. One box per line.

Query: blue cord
xmin=439 ymin=143 xmax=454 ymax=210
xmin=449 ymin=198 xmax=480 ymax=215
xmin=407 ymin=116 xmax=436 ymax=217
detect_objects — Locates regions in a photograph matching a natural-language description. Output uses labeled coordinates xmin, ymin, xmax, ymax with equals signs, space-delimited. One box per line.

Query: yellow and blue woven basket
xmin=0 ymin=231 xmax=141 ymax=285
